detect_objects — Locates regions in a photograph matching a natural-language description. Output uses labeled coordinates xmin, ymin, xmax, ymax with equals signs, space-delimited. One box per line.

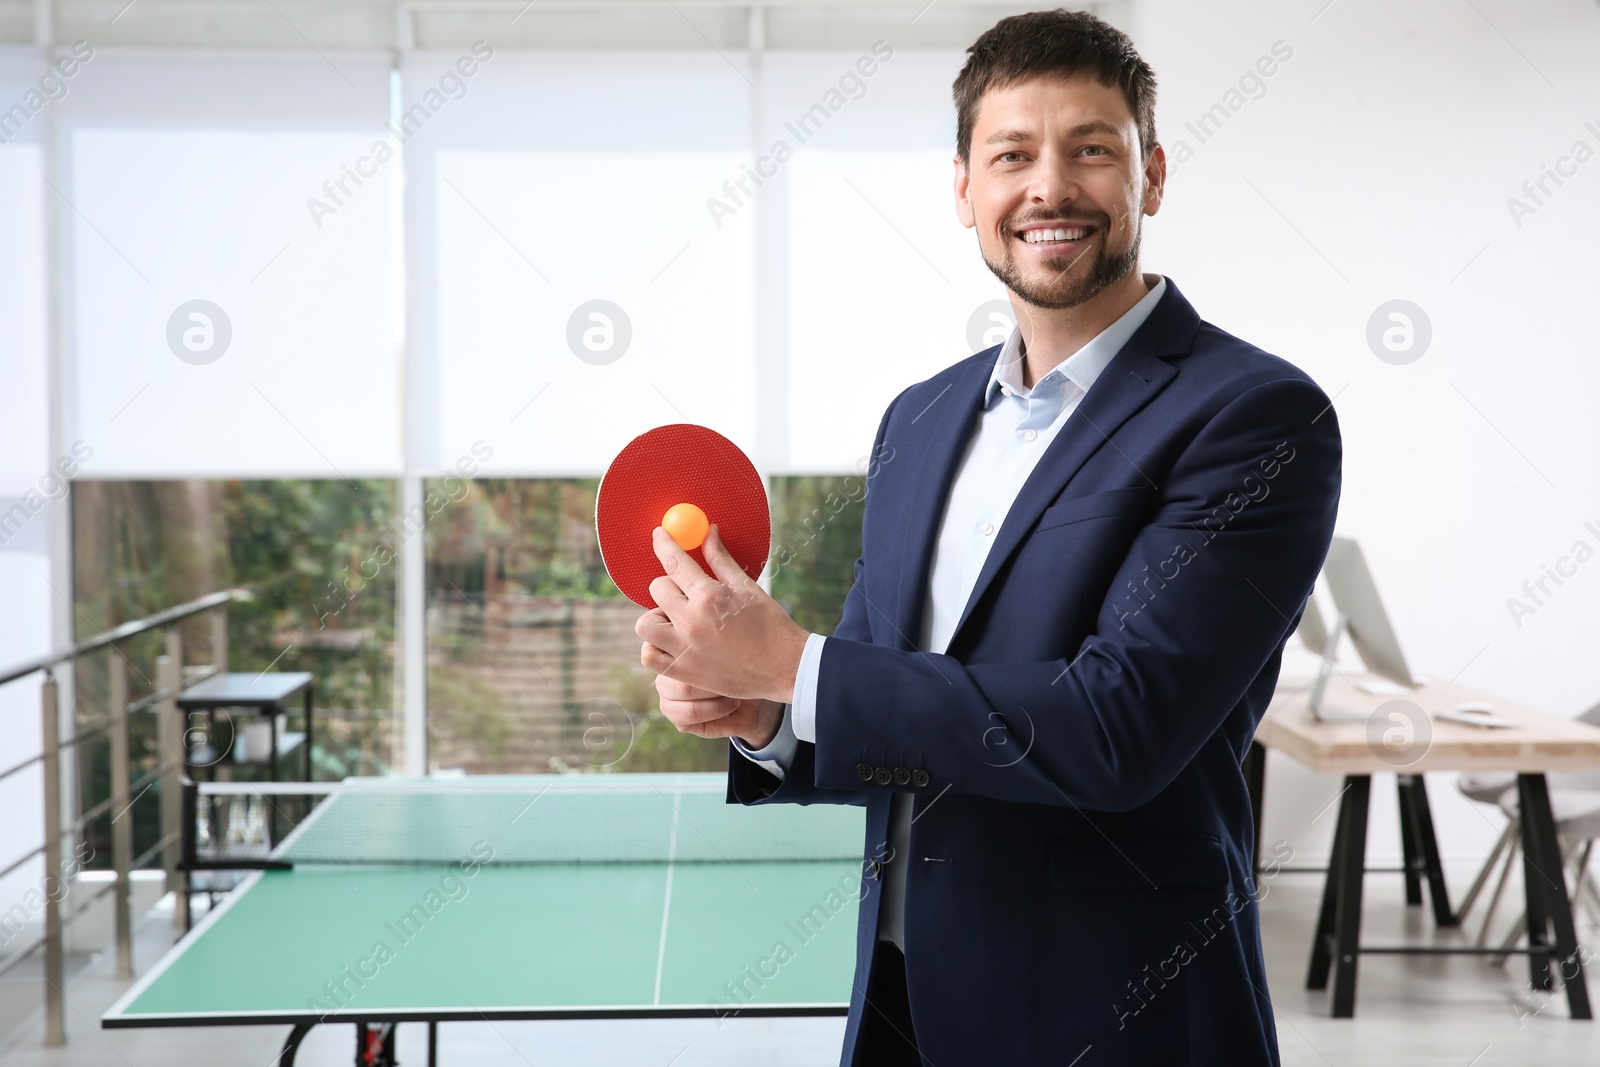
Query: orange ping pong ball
xmin=661 ymin=502 xmax=710 ymax=551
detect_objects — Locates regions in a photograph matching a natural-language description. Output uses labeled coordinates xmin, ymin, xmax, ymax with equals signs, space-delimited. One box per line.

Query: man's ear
xmin=1142 ymin=143 xmax=1167 ymax=218
xmin=954 ymin=155 xmax=976 ymax=228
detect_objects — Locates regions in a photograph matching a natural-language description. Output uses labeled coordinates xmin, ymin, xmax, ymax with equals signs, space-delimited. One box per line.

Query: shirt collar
xmin=984 ymin=273 xmax=1168 ymax=408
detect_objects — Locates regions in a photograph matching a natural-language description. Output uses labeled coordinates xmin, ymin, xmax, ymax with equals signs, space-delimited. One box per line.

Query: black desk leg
xmin=206 ymin=708 xmax=219 ymax=860
xmin=1329 ymin=775 xmax=1371 ymax=1017
xmin=1398 ymin=777 xmax=1422 ymax=905
xmin=1308 ymin=775 xmax=1357 ymax=990
xmin=1399 ymin=774 xmax=1456 ymax=927
xmin=428 ymin=1021 xmax=438 ymax=1066
xmin=268 ymin=702 xmax=281 ymax=848
xmin=1306 ymin=782 xmax=1343 ymax=990
xmin=1245 ymin=741 xmax=1266 ymax=875
xmin=267 ymin=702 xmax=280 ymax=788
xmin=1517 ymin=772 xmax=1592 ymax=1018
xmin=305 ymin=686 xmax=315 ymax=783
xmin=1306 ymin=775 xmax=1371 ymax=1016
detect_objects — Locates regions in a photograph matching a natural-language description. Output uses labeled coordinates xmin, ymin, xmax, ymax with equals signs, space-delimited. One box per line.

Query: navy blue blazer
xmin=729 ymin=276 xmax=1341 ymax=1065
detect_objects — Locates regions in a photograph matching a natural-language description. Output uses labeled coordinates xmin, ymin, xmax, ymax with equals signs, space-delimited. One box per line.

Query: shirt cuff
xmin=729 ymin=632 xmax=826 ymax=778
xmin=732 ymin=702 xmax=798 ymax=780
xmin=790 ymin=631 xmax=825 ymax=744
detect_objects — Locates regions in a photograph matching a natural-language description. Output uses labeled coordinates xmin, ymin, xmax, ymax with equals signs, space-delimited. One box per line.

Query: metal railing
xmin=0 ymin=588 xmax=249 ymax=1045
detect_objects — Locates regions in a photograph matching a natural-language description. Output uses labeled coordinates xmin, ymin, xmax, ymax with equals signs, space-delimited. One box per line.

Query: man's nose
xmin=1023 ymin=146 xmax=1084 ymax=206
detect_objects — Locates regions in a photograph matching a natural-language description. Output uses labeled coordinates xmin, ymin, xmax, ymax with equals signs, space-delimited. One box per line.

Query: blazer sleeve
xmin=806 ymin=374 xmax=1343 ymax=813
xmin=726 ymin=391 xmax=903 ymax=808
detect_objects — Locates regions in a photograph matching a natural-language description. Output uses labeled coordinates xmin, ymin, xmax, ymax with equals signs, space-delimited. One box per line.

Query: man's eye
xmin=998 ymin=151 xmax=1025 ymax=163
xmin=1080 ymin=145 xmax=1108 ymax=157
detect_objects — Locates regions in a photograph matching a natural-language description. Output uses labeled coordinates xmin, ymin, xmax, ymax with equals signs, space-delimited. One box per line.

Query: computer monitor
xmin=1294 ymin=588 xmax=1330 ymax=656
xmin=1320 ymin=536 xmax=1417 ymax=689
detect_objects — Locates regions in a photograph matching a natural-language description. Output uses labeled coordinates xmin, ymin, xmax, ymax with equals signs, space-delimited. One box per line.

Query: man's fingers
xmin=635 ymin=609 xmax=681 ymax=657
xmin=655 ymin=674 xmax=728 ymax=702
xmin=651 ymin=526 xmax=715 ymax=596
xmin=700 ymin=524 xmax=757 ymax=591
xmin=641 ymin=642 xmax=673 ymax=675
xmin=658 ymin=694 xmax=739 ymax=728
xmin=645 ymin=571 xmax=690 ymax=622
xmin=646 ymin=576 xmax=693 ymax=623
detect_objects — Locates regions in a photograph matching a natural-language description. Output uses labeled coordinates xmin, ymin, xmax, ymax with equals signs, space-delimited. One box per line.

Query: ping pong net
xmin=183 ymin=773 xmax=864 ymax=870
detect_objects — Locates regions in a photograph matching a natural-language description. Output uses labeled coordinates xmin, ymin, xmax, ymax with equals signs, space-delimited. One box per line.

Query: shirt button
xmin=980 ymin=522 xmax=994 ymax=536
xmin=1023 ymin=428 xmax=1038 ymax=441
xmin=1000 ymin=386 xmax=1013 ymax=397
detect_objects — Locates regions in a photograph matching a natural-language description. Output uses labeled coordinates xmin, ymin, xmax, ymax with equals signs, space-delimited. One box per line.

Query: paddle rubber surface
xmin=596 ymin=424 xmax=770 ymax=608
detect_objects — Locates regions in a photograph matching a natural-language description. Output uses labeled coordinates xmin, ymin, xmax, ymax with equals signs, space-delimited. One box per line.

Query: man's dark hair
xmin=952 ymin=8 xmax=1158 ymax=169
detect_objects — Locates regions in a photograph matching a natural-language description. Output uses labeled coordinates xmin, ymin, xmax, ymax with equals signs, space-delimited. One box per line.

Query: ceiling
xmin=3 ymin=0 xmax=1121 ymax=53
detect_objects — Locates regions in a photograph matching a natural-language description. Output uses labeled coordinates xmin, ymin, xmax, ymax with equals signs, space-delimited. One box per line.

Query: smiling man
xmin=636 ymin=9 xmax=1340 ymax=1065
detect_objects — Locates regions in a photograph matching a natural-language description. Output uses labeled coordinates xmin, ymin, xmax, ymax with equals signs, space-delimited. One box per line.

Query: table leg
xmin=1400 ymin=774 xmax=1456 ymax=926
xmin=268 ymin=704 xmax=280 ymax=848
xmin=1307 ymin=775 xmax=1354 ymax=991
xmin=1329 ymin=775 xmax=1371 ymax=1018
xmin=279 ymin=1022 xmax=312 ymax=1066
xmin=268 ymin=703 xmax=280 ymax=783
xmin=1523 ymin=778 xmax=1554 ymax=991
xmin=207 ymin=709 xmax=219 ymax=857
xmin=1518 ymin=772 xmax=1592 ymax=1018
xmin=1245 ymin=741 xmax=1266 ymax=875
xmin=428 ymin=1021 xmax=438 ymax=1066
xmin=1398 ymin=777 xmax=1422 ymax=905
xmin=305 ymin=686 xmax=315 ymax=783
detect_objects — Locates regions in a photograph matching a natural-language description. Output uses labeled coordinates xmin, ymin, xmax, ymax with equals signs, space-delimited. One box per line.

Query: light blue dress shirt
xmin=736 ymin=274 xmax=1168 ymax=948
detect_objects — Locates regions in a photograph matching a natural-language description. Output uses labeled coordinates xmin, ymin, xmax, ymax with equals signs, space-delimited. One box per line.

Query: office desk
xmin=1249 ymin=672 xmax=1600 ymax=1019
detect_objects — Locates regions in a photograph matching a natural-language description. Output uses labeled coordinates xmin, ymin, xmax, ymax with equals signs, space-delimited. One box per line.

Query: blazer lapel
xmin=893 ymin=279 xmax=1202 ymax=655
xmin=891 ymin=359 xmax=993 ymax=653
xmin=946 ymin=284 xmax=1202 ymax=648
xmin=945 ymin=344 xmax=1177 ymax=649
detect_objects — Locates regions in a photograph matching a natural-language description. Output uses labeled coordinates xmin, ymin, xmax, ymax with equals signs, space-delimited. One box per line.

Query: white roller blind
xmin=403 ymin=51 xmax=755 ymax=476
xmin=0 ymin=50 xmax=51 ymax=499
xmin=60 ymin=55 xmax=401 ymax=478
xmin=0 ymin=48 xmax=58 ymax=902
xmin=764 ymin=50 xmax=1004 ymax=473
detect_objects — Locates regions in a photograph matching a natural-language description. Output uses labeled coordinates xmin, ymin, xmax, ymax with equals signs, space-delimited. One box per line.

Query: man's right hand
xmin=653 ymin=673 xmax=784 ymax=748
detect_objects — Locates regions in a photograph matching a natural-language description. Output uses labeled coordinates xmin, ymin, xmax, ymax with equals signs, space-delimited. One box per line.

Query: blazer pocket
xmin=1048 ymin=832 xmax=1230 ymax=889
xmin=1034 ymin=486 xmax=1151 ymax=532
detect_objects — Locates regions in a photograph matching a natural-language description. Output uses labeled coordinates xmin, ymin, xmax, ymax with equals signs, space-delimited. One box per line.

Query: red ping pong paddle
xmin=596 ymin=424 xmax=771 ymax=609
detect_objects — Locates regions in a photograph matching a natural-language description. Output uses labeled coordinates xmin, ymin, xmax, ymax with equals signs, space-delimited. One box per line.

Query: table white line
xmin=652 ymin=789 xmax=682 ymax=1006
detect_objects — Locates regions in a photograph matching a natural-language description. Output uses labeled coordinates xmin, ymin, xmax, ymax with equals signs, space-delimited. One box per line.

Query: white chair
xmin=1454 ymin=700 xmax=1600 ymax=947
xmin=1454 ymin=769 xmax=1519 ymax=940
xmin=1489 ymin=780 xmax=1600 ymax=963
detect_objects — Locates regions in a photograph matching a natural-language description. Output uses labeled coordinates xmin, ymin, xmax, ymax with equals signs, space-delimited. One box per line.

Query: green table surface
xmin=104 ymin=860 xmax=862 ymax=1026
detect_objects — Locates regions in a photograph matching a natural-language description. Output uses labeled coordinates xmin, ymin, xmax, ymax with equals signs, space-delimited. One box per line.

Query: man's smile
xmin=1012 ymin=221 xmax=1099 ymax=257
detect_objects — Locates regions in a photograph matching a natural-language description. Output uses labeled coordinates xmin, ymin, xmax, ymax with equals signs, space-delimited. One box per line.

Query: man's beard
xmin=982 ymin=212 xmax=1141 ymax=311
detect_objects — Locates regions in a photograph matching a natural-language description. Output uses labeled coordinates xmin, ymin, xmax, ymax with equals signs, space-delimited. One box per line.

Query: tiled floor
xmin=4 ymin=869 xmax=1600 ymax=1066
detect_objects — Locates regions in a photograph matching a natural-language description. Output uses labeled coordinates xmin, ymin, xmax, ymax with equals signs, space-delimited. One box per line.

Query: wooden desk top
xmin=1257 ymin=671 xmax=1600 ymax=775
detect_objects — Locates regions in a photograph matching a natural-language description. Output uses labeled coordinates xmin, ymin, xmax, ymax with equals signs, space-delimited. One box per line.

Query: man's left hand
xmin=634 ymin=523 xmax=811 ymax=704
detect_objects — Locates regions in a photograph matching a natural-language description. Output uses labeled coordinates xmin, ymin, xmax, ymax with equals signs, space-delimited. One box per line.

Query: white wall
xmin=0 ymin=46 xmax=59 ymax=946
xmin=1131 ymin=0 xmax=1600 ymax=871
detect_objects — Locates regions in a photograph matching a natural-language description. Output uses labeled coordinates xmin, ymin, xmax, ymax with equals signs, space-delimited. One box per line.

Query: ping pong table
xmin=102 ymin=774 xmax=864 ymax=1065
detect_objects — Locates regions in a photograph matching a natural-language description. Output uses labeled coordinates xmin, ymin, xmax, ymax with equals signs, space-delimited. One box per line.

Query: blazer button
xmin=911 ymin=769 xmax=930 ymax=787
xmin=873 ymin=767 xmax=892 ymax=785
xmin=892 ymin=767 xmax=911 ymax=786
xmin=855 ymin=763 xmax=874 ymax=782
